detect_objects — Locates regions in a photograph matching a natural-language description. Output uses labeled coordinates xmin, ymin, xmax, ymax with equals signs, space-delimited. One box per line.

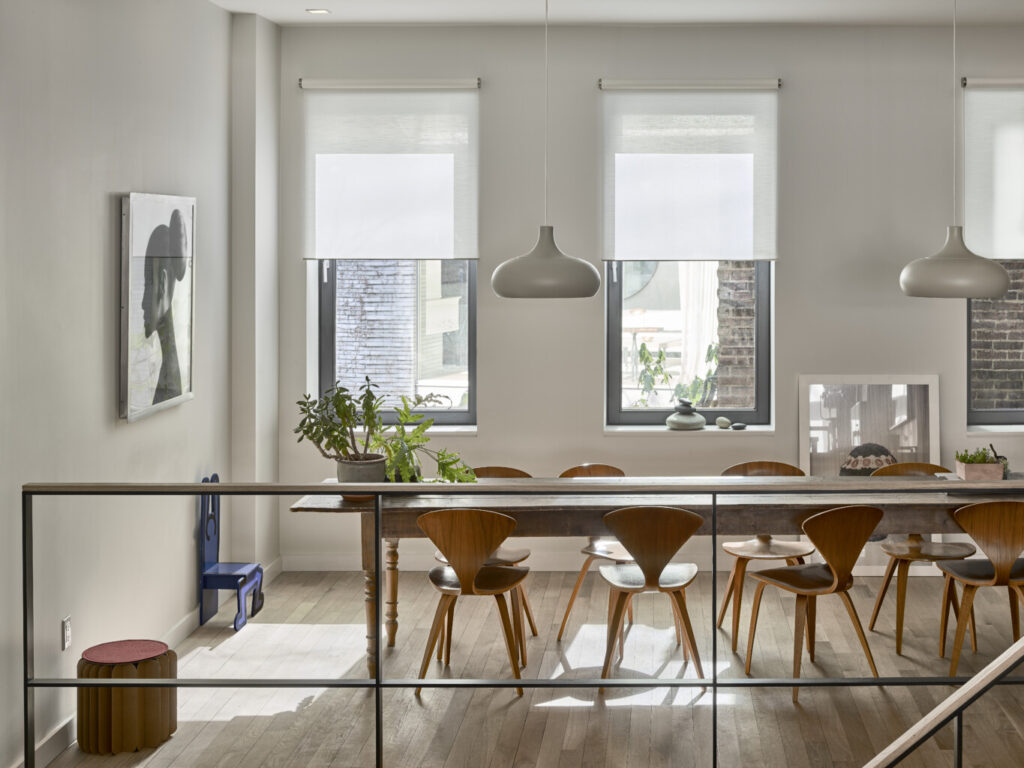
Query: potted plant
xmin=955 ymin=446 xmax=1005 ymax=482
xmin=295 ymin=377 xmax=476 ymax=484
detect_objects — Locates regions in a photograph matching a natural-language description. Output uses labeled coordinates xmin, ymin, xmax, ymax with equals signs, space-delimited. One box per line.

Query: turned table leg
xmin=385 ymin=538 xmax=400 ymax=647
xmin=361 ymin=511 xmax=378 ymax=678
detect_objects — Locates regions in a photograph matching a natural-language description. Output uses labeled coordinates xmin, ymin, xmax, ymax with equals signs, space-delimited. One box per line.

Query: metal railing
xmin=20 ymin=479 xmax=1024 ymax=768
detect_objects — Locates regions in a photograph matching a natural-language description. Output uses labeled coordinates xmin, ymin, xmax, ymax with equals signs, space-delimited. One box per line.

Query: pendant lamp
xmin=899 ymin=0 xmax=1009 ymax=298
xmin=491 ymin=0 xmax=601 ymax=299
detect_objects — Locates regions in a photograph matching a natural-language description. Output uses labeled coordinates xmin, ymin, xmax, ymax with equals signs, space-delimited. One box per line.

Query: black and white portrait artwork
xmin=120 ymin=193 xmax=195 ymax=421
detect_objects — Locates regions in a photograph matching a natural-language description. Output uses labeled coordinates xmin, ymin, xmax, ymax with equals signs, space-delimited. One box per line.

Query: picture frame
xmin=798 ymin=374 xmax=940 ymax=476
xmin=119 ymin=193 xmax=196 ymax=421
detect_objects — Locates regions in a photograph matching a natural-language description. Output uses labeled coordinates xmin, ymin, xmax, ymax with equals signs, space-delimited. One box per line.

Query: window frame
xmin=318 ymin=259 xmax=478 ymax=426
xmin=605 ymin=260 xmax=772 ymax=426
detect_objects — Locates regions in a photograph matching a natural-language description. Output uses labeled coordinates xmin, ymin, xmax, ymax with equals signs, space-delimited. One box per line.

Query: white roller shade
xmin=965 ymin=84 xmax=1024 ymax=259
xmin=603 ymin=88 xmax=778 ymax=261
xmin=303 ymin=88 xmax=479 ymax=260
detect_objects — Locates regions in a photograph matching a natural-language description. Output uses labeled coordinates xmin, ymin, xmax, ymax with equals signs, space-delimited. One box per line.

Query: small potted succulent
xmin=295 ymin=377 xmax=475 ymax=484
xmin=955 ymin=446 xmax=1006 ymax=482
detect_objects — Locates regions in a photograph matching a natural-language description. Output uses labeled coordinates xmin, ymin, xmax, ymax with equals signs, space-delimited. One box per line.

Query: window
xmin=305 ymin=86 xmax=478 ymax=424
xmin=965 ymin=82 xmax=1024 ymax=425
xmin=602 ymin=85 xmax=776 ymax=425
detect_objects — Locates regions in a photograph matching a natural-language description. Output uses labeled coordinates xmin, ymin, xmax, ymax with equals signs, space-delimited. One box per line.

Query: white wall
xmin=0 ymin=1 xmax=232 ymax=765
xmin=277 ymin=24 xmax=1024 ymax=572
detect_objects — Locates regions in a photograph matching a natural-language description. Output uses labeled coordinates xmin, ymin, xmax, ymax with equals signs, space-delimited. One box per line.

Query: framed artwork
xmin=120 ymin=193 xmax=196 ymax=421
xmin=798 ymin=375 xmax=940 ymax=476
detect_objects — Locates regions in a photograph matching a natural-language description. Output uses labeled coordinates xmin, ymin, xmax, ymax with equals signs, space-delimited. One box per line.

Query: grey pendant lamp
xmin=899 ymin=0 xmax=1009 ymax=298
xmin=491 ymin=0 xmax=601 ymax=298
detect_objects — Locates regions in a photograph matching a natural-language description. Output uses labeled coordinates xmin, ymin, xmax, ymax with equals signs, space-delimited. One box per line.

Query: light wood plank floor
xmin=48 ymin=570 xmax=1024 ymax=767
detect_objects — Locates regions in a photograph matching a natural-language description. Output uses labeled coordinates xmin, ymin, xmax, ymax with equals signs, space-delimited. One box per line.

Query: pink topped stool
xmin=77 ymin=639 xmax=177 ymax=754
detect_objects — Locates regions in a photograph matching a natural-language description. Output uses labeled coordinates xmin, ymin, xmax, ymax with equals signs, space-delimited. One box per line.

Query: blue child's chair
xmin=199 ymin=474 xmax=265 ymax=630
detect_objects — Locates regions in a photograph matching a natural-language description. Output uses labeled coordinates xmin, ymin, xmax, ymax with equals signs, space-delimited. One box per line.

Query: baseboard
xmin=9 ymin=714 xmax=75 ymax=768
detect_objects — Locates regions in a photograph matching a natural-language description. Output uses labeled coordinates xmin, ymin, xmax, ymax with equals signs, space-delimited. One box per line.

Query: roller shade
xmin=964 ymin=82 xmax=1024 ymax=259
xmin=303 ymin=87 xmax=479 ymax=260
xmin=603 ymin=86 xmax=778 ymax=261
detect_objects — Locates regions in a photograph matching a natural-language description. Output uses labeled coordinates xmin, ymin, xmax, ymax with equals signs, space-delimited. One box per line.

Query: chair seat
xmin=582 ymin=538 xmax=634 ymax=563
xmin=722 ymin=537 xmax=815 ymax=561
xmin=598 ymin=562 xmax=698 ymax=592
xmin=434 ymin=546 xmax=531 ymax=567
xmin=202 ymin=562 xmax=261 ymax=588
xmin=937 ymin=557 xmax=1024 ymax=585
xmin=428 ymin=564 xmax=529 ymax=595
xmin=879 ymin=539 xmax=976 ymax=561
xmin=750 ymin=563 xmax=844 ymax=595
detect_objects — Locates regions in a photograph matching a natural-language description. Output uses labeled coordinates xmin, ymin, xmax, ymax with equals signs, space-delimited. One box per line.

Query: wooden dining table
xmin=289 ymin=475 xmax=1024 ymax=675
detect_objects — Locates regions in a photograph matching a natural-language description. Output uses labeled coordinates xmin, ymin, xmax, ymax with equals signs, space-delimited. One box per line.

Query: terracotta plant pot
xmin=955 ymin=460 xmax=1003 ymax=482
xmin=337 ymin=453 xmax=387 ymax=501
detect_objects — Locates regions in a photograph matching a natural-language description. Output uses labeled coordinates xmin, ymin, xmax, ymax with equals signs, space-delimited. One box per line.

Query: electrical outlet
xmin=61 ymin=616 xmax=72 ymax=651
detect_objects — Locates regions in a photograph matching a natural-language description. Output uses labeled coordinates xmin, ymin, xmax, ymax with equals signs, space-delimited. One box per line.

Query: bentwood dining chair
xmin=435 ymin=466 xmax=537 ymax=666
xmin=717 ymin=461 xmax=816 ymax=653
xmin=416 ymin=508 xmax=528 ymax=696
xmin=868 ymin=463 xmax=976 ymax=655
xmin=938 ymin=501 xmax=1024 ymax=676
xmin=598 ymin=506 xmax=706 ymax=689
xmin=745 ymin=505 xmax=883 ymax=702
xmin=555 ymin=464 xmax=633 ymax=642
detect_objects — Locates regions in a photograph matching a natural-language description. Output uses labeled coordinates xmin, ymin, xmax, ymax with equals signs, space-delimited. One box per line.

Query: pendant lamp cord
xmin=952 ymin=0 xmax=958 ymax=226
xmin=544 ymin=0 xmax=550 ymax=226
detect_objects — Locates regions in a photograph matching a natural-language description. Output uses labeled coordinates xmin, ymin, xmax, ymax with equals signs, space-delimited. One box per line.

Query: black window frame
xmin=318 ymin=259 xmax=477 ymax=426
xmin=605 ymin=260 xmax=771 ymax=426
xmin=967 ymin=275 xmax=1024 ymax=426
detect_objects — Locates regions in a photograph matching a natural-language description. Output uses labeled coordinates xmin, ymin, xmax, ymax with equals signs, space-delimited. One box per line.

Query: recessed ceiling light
xmin=306 ymin=8 xmax=331 ymax=14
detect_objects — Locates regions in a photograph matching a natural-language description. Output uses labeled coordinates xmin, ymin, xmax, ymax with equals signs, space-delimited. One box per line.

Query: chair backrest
xmin=953 ymin=501 xmax=1024 ymax=585
xmin=721 ymin=460 xmax=805 ymax=477
xmin=870 ymin=462 xmax=951 ymax=477
xmin=474 ymin=466 xmax=532 ymax=479
xmin=602 ymin=506 xmax=704 ymax=589
xmin=559 ymin=463 xmax=626 ymax=478
xmin=417 ymin=508 xmax=517 ymax=595
xmin=801 ymin=505 xmax=883 ymax=592
xmin=200 ymin=473 xmax=220 ymax=569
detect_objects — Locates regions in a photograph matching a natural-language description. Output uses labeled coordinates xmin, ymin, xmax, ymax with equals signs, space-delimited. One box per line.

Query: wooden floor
xmin=49 ymin=569 xmax=1024 ymax=767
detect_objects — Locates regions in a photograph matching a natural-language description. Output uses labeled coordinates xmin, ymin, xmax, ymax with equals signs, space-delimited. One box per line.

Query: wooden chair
xmin=198 ymin=474 xmax=264 ymax=631
xmin=868 ymin=463 xmax=977 ymax=654
xmin=435 ymin=467 xmax=537 ymax=666
xmin=416 ymin=508 xmax=528 ymax=696
xmin=717 ymin=461 xmax=815 ymax=653
xmin=598 ymin=506 xmax=705 ymax=689
xmin=937 ymin=501 xmax=1024 ymax=676
xmin=555 ymin=464 xmax=634 ymax=642
xmin=745 ymin=505 xmax=882 ymax=702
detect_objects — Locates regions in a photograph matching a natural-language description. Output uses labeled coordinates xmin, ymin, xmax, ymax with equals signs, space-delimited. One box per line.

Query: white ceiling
xmin=209 ymin=0 xmax=1024 ymax=27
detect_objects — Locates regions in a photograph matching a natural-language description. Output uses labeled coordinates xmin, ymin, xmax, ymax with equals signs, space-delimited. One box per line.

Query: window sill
xmin=427 ymin=425 xmax=477 ymax=436
xmin=967 ymin=424 xmax=1024 ymax=436
xmin=603 ymin=424 xmax=775 ymax=436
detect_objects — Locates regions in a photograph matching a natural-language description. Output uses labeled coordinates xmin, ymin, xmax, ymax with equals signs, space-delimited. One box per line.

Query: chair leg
xmin=416 ymin=595 xmax=452 ymax=696
xmin=869 ymin=556 xmax=897 ymax=632
xmin=940 ymin=575 xmax=954 ymax=657
xmin=839 ymin=591 xmax=879 ymax=678
xmin=895 ymin=559 xmax=910 ymax=655
xmin=806 ymin=595 xmax=816 ymax=663
xmin=619 ymin=595 xmax=629 ymax=659
xmin=600 ymin=590 xmax=631 ymax=692
xmin=520 ymin=585 xmax=539 ymax=636
xmin=744 ymin=582 xmax=767 ymax=676
xmin=670 ymin=592 xmax=683 ymax=645
xmin=558 ymin=555 xmax=597 ymax=641
xmin=729 ymin=558 xmax=749 ymax=654
xmin=950 ymin=585 xmax=978 ymax=677
xmin=669 ymin=590 xmax=704 ymax=680
xmin=1010 ymin=586 xmax=1021 ymax=642
xmin=493 ymin=593 xmax=523 ymax=696
xmin=511 ymin=586 xmax=526 ymax=668
xmin=945 ymin=579 xmax=978 ymax=655
xmin=792 ymin=594 xmax=808 ymax=703
xmin=716 ymin=558 xmax=738 ymax=629
xmin=251 ymin=566 xmax=265 ymax=617
xmin=444 ymin=597 xmax=456 ymax=666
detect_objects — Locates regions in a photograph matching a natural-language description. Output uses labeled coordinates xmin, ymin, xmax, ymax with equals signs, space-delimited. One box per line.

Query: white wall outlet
xmin=61 ymin=616 xmax=72 ymax=651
